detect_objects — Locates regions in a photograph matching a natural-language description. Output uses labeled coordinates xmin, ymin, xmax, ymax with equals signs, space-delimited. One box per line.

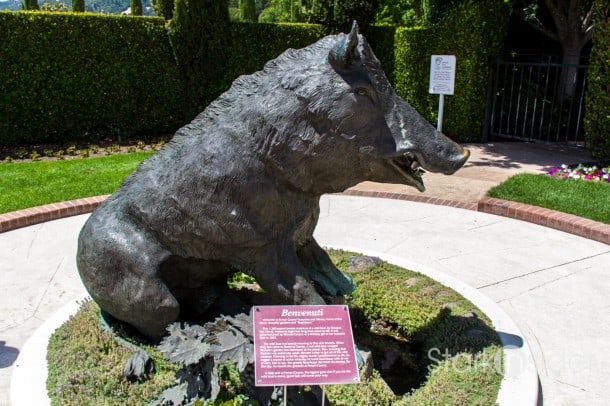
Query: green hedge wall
xmin=221 ymin=22 xmax=327 ymax=90
xmin=0 ymin=7 xmax=510 ymax=146
xmin=585 ymin=0 xmax=610 ymax=163
xmin=179 ymin=22 xmax=327 ymax=118
xmin=0 ymin=12 xmax=187 ymax=146
xmin=168 ymin=0 xmax=230 ymax=112
xmin=394 ymin=0 xmax=511 ymax=142
xmin=362 ymin=25 xmax=396 ymax=84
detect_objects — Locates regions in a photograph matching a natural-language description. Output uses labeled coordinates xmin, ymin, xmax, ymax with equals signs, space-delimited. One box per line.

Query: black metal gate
xmin=482 ymin=59 xmax=588 ymax=145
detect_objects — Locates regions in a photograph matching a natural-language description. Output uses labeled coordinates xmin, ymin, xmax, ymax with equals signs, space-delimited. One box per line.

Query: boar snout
xmin=409 ymin=133 xmax=470 ymax=175
xmin=389 ymin=130 xmax=469 ymax=192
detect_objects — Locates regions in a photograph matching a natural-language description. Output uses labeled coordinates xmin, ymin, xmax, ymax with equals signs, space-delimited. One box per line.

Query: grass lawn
xmin=1 ymin=151 xmax=608 ymax=226
xmin=0 ymin=152 xmax=153 ymax=214
xmin=487 ymin=173 xmax=610 ymax=224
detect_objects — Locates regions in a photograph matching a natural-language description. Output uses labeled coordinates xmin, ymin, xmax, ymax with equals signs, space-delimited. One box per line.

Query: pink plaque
xmin=253 ymin=305 xmax=360 ymax=387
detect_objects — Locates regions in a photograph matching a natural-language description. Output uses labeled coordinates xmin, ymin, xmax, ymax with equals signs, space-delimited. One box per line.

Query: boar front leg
xmin=297 ymin=239 xmax=356 ymax=296
xmin=253 ymin=243 xmax=325 ymax=306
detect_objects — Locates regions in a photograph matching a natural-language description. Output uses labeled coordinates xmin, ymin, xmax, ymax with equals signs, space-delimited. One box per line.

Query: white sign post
xmin=429 ymin=55 xmax=456 ymax=132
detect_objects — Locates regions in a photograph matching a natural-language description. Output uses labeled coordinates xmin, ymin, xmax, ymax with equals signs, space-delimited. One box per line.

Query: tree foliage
xmin=426 ymin=0 xmax=461 ymax=23
xmin=516 ymin=0 xmax=594 ymax=98
xmin=374 ymin=0 xmax=421 ymax=26
xmin=258 ymin=0 xmax=304 ymax=22
xmin=308 ymin=0 xmax=380 ymax=30
xmin=374 ymin=0 xmax=464 ymax=26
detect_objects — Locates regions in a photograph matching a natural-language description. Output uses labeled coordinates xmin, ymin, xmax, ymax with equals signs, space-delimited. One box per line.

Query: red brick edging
xmin=1 ymin=192 xmax=608 ymax=246
xmin=342 ymin=190 xmax=610 ymax=245
xmin=341 ymin=189 xmax=478 ymax=210
xmin=0 ymin=195 xmax=109 ymax=233
xmin=478 ymin=197 xmax=610 ymax=245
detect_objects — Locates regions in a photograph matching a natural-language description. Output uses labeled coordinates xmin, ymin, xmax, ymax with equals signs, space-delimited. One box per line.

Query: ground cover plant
xmin=46 ymin=251 xmax=503 ymax=405
xmin=46 ymin=299 xmax=180 ymax=405
xmin=487 ymin=165 xmax=610 ymax=224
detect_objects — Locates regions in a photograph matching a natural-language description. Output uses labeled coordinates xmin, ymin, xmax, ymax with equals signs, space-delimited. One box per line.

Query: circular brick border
xmin=0 ymin=195 xmax=109 ymax=233
xmin=1 ymin=191 xmax=608 ymax=245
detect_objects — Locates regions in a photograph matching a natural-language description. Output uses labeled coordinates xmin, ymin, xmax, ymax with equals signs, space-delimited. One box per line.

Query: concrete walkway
xmin=2 ymin=142 xmax=609 ymax=405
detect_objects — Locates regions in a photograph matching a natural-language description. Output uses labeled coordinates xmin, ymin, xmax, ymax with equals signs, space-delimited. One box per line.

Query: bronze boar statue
xmin=77 ymin=22 xmax=469 ymax=340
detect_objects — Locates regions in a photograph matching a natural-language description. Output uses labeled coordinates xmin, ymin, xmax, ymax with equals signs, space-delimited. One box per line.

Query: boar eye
xmin=354 ymin=87 xmax=376 ymax=103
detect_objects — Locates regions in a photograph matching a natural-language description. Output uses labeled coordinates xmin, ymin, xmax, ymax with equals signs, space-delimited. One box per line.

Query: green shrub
xmin=130 ymin=0 xmax=143 ymax=15
xmin=168 ymin=0 xmax=230 ymax=112
xmin=0 ymin=5 xmax=510 ymax=147
xmin=0 ymin=12 xmax=188 ymax=146
xmin=394 ymin=27 xmax=438 ymax=124
xmin=238 ymin=0 xmax=255 ymax=22
xmin=363 ymin=24 xmax=396 ymax=84
xmin=72 ymin=0 xmax=84 ymax=12
xmin=394 ymin=0 xmax=511 ymax=142
xmin=23 ymin=0 xmax=39 ymax=10
xmin=151 ymin=0 xmax=173 ymax=19
xmin=585 ymin=0 xmax=610 ymax=163
xmin=223 ymin=22 xmax=326 ymax=87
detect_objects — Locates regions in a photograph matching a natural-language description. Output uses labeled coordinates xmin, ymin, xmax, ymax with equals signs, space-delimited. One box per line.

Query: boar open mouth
xmin=389 ymin=153 xmax=426 ymax=192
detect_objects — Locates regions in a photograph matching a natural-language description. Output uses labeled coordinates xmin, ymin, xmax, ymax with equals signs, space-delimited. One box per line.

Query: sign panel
xmin=253 ymin=305 xmax=360 ymax=387
xmin=429 ymin=55 xmax=456 ymax=95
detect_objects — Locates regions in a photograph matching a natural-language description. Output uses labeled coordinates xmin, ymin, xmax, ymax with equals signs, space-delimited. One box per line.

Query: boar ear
xmin=328 ymin=20 xmax=360 ymax=72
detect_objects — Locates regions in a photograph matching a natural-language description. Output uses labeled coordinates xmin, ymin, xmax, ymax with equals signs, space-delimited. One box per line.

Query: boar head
xmin=270 ymin=21 xmax=469 ymax=194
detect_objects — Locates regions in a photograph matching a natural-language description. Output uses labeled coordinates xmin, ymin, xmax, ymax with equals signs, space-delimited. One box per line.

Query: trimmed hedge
xmin=0 ymin=6 xmax=510 ymax=146
xmin=222 ymin=22 xmax=327 ymax=87
xmin=394 ymin=0 xmax=511 ymax=142
xmin=0 ymin=12 xmax=187 ymax=146
xmin=585 ymin=0 xmax=610 ymax=163
xmin=170 ymin=21 xmax=327 ymax=118
xmin=168 ymin=0 xmax=230 ymax=111
xmin=362 ymin=25 xmax=396 ymax=84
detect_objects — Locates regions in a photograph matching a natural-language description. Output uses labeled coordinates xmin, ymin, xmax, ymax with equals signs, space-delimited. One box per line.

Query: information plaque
xmin=429 ymin=54 xmax=456 ymax=95
xmin=253 ymin=305 xmax=360 ymax=387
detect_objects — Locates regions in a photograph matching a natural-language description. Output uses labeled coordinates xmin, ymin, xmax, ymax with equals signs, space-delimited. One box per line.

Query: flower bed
xmin=548 ymin=163 xmax=610 ymax=182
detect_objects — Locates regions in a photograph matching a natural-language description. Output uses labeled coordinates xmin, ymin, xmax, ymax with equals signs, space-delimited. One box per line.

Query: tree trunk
xmin=558 ymin=44 xmax=583 ymax=100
